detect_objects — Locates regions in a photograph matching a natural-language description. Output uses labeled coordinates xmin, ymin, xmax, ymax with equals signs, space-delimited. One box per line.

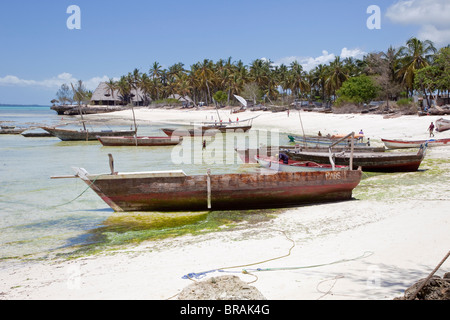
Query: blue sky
xmin=0 ymin=0 xmax=449 ymax=105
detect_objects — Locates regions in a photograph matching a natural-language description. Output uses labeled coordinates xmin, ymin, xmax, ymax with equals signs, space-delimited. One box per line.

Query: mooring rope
xmin=182 ymin=230 xmax=373 ymax=282
xmin=52 ymin=174 xmax=103 ymax=208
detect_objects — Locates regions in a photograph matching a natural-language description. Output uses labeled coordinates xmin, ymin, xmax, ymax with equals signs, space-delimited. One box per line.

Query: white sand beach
xmin=1 ymin=108 xmax=449 ymax=300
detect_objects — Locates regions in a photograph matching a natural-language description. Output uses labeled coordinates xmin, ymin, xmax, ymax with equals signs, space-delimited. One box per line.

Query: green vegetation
xmin=54 ymin=38 xmax=449 ymax=109
xmin=335 ymin=75 xmax=379 ymax=105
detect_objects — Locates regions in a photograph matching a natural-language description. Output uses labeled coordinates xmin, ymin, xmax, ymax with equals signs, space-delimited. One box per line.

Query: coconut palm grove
xmin=55 ymin=37 xmax=449 ymax=111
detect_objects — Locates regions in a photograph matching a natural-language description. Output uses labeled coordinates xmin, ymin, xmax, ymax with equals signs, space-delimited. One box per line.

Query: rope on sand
xmin=182 ymin=230 xmax=373 ymax=282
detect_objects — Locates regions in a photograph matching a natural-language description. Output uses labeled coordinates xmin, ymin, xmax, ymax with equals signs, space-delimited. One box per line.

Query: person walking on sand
xmin=428 ymin=122 xmax=435 ymax=137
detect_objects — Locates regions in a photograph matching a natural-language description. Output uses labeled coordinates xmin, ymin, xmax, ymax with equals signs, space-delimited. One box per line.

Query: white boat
xmin=381 ymin=138 xmax=450 ymax=149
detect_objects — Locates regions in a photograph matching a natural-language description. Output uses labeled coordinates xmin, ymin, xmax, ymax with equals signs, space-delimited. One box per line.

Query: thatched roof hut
xmin=91 ymin=82 xmax=150 ymax=106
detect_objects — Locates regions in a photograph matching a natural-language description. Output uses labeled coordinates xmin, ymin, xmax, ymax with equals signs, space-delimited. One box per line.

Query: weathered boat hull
xmin=73 ymin=168 xmax=362 ymax=212
xmin=435 ymin=118 xmax=450 ymax=132
xmin=236 ymin=145 xmax=385 ymax=164
xmin=0 ymin=129 xmax=25 ymax=134
xmin=288 ymin=134 xmax=369 ymax=147
xmin=162 ymin=128 xmax=217 ymax=137
xmin=162 ymin=125 xmax=251 ymax=137
xmin=285 ymin=149 xmax=426 ymax=172
xmin=41 ymin=127 xmax=136 ymax=141
xmin=98 ymin=136 xmax=182 ymax=146
xmin=381 ymin=138 xmax=450 ymax=149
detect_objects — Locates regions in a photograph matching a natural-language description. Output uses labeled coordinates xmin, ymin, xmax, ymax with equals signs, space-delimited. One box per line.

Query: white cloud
xmin=340 ymin=48 xmax=365 ymax=59
xmin=0 ymin=73 xmax=113 ymax=91
xmin=386 ymin=0 xmax=450 ymax=45
xmin=273 ymin=47 xmax=366 ymax=71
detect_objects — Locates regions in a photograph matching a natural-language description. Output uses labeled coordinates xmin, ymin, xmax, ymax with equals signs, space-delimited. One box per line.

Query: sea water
xmin=0 ymin=106 xmax=286 ymax=259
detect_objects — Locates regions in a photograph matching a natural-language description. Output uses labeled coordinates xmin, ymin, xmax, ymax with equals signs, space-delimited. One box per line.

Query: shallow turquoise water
xmin=0 ymin=106 xmax=288 ymax=259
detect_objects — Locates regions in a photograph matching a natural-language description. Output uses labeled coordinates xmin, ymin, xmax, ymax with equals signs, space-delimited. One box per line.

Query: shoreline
xmin=1 ymin=108 xmax=449 ymax=300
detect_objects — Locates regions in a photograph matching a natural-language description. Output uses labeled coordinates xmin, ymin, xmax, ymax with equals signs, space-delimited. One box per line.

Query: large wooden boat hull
xmin=71 ymin=168 xmax=362 ymax=212
xmin=381 ymin=138 xmax=450 ymax=149
xmin=41 ymin=127 xmax=136 ymax=141
xmin=98 ymin=136 xmax=182 ymax=146
xmin=285 ymin=148 xmax=426 ymax=172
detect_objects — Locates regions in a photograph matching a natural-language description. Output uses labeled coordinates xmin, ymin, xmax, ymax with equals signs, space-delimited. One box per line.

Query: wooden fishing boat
xmin=285 ymin=145 xmax=427 ymax=172
xmin=21 ymin=131 xmax=53 ymax=137
xmin=256 ymin=156 xmax=348 ymax=172
xmin=236 ymin=145 xmax=385 ymax=164
xmin=52 ymin=157 xmax=363 ymax=212
xmin=162 ymin=128 xmax=217 ymax=137
xmin=435 ymin=118 xmax=450 ymax=132
xmin=288 ymin=134 xmax=370 ymax=147
xmin=381 ymin=137 xmax=450 ymax=149
xmin=97 ymin=135 xmax=182 ymax=146
xmin=203 ymin=124 xmax=252 ymax=132
xmin=41 ymin=126 xmax=136 ymax=141
xmin=0 ymin=126 xmax=25 ymax=134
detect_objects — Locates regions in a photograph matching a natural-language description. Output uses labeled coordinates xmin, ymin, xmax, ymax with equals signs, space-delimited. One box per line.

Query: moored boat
xmin=97 ymin=135 xmax=182 ymax=146
xmin=162 ymin=128 xmax=218 ymax=137
xmin=52 ymin=160 xmax=363 ymax=212
xmin=0 ymin=126 xmax=25 ymax=134
xmin=41 ymin=126 xmax=136 ymax=141
xmin=236 ymin=145 xmax=385 ymax=164
xmin=288 ymin=134 xmax=370 ymax=147
xmin=285 ymin=144 xmax=427 ymax=172
xmin=381 ymin=137 xmax=450 ymax=149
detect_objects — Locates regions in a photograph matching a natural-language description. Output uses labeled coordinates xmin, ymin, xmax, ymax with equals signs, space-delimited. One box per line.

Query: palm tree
xmin=104 ymin=78 xmax=117 ymax=106
xmin=195 ymin=59 xmax=215 ymax=105
xmin=116 ymin=76 xmax=131 ymax=105
xmin=382 ymin=46 xmax=402 ymax=84
xmin=149 ymin=61 xmax=163 ymax=80
xmin=310 ymin=64 xmax=329 ymax=101
xmin=289 ymin=61 xmax=309 ymax=99
xmin=325 ymin=56 xmax=349 ymax=101
xmin=139 ymin=73 xmax=152 ymax=105
xmin=398 ymin=37 xmax=437 ymax=96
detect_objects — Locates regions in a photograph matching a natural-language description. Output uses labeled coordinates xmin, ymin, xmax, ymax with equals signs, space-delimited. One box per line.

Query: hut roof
xmin=91 ymin=82 xmax=149 ymax=102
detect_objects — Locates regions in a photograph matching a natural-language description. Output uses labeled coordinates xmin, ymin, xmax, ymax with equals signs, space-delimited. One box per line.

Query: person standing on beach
xmin=428 ymin=122 xmax=435 ymax=137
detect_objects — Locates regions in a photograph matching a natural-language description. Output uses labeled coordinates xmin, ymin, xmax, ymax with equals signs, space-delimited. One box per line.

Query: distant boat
xmin=0 ymin=126 xmax=25 ymax=135
xmin=288 ymin=134 xmax=370 ymax=147
xmin=42 ymin=105 xmax=137 ymax=141
xmin=162 ymin=128 xmax=217 ymax=137
xmin=98 ymin=135 xmax=182 ymax=146
xmin=381 ymin=137 xmax=450 ymax=149
xmin=285 ymin=145 xmax=427 ymax=172
xmin=52 ymin=161 xmax=363 ymax=212
xmin=435 ymin=118 xmax=450 ymax=132
xmin=21 ymin=131 xmax=53 ymax=137
xmin=41 ymin=126 xmax=136 ymax=141
xmin=202 ymin=123 xmax=252 ymax=132
xmin=256 ymin=156 xmax=348 ymax=172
